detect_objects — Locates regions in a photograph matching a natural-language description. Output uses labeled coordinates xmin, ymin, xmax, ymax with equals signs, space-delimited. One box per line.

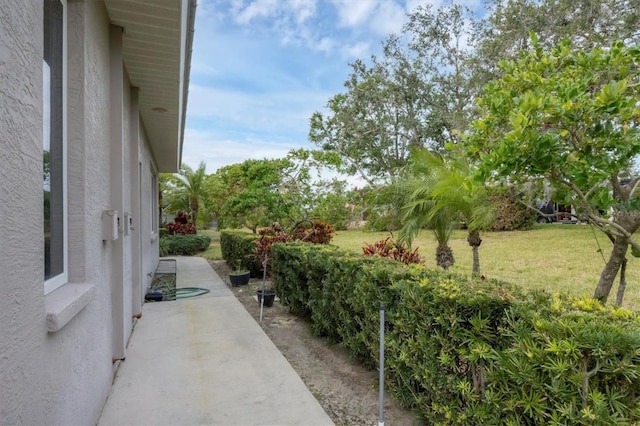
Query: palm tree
xmin=401 ymin=148 xmax=496 ymax=276
xmin=399 ymin=152 xmax=456 ymax=270
xmin=401 ymin=200 xmax=456 ymax=270
xmin=165 ymin=162 xmax=209 ymax=226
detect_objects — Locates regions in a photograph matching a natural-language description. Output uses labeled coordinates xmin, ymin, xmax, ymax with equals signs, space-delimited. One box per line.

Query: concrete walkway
xmin=98 ymin=257 xmax=334 ymax=426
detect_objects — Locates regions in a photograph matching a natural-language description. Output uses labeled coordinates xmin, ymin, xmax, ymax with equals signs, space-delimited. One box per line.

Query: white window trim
xmin=44 ymin=0 xmax=68 ymax=295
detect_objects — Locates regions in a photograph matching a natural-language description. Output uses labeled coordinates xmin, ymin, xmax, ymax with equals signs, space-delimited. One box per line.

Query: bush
xmin=165 ymin=211 xmax=196 ymax=235
xmin=159 ymin=234 xmax=211 ymax=256
xmin=253 ymin=222 xmax=336 ymax=276
xmin=219 ymin=230 xmax=259 ymax=274
xmin=270 ymin=242 xmax=640 ymax=424
xmin=362 ymin=234 xmax=424 ymax=265
xmin=291 ymin=220 xmax=336 ymax=244
xmin=488 ymin=187 xmax=537 ymax=231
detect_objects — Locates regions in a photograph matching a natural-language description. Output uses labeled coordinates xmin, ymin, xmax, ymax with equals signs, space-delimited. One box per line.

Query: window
xmin=44 ymin=0 xmax=67 ymax=293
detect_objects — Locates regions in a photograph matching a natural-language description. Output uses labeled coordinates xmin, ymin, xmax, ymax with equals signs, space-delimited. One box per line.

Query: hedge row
xmin=271 ymin=242 xmax=640 ymax=425
xmin=219 ymin=230 xmax=260 ymax=275
xmin=159 ymin=234 xmax=211 ymax=256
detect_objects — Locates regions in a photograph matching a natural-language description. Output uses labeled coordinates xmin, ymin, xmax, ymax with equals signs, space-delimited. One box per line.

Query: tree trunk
xmin=190 ymin=198 xmax=199 ymax=225
xmin=436 ymin=243 xmax=455 ymax=270
xmin=467 ymin=230 xmax=482 ymax=276
xmin=594 ymin=236 xmax=629 ymax=303
xmin=615 ymin=257 xmax=628 ymax=307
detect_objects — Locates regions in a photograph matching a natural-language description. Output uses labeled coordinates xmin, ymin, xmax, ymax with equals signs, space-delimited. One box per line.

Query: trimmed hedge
xmin=271 ymin=242 xmax=640 ymax=425
xmin=219 ymin=230 xmax=259 ymax=275
xmin=159 ymin=234 xmax=211 ymax=256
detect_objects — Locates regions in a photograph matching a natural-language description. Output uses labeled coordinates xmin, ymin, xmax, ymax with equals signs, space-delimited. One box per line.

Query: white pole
xmin=379 ymin=303 xmax=385 ymax=426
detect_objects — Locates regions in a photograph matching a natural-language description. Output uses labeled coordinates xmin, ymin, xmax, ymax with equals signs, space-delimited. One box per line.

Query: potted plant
xmin=254 ymin=228 xmax=289 ymax=316
xmin=256 ymin=286 xmax=276 ymax=307
xmin=228 ymin=260 xmax=250 ymax=286
xmin=255 ymin=251 xmax=277 ymax=313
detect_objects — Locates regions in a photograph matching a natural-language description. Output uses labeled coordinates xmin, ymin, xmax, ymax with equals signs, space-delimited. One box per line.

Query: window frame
xmin=44 ymin=0 xmax=68 ymax=295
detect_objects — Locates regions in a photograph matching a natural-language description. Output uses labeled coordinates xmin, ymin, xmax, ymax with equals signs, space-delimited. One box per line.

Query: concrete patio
xmin=98 ymin=256 xmax=334 ymax=426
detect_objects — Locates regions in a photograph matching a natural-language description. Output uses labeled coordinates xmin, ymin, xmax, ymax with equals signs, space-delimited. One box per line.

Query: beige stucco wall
xmin=0 ymin=1 xmax=161 ymax=424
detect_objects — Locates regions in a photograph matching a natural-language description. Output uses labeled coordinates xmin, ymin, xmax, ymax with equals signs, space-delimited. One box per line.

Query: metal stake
xmin=259 ymin=253 xmax=267 ymax=322
xmin=379 ymin=302 xmax=385 ymax=426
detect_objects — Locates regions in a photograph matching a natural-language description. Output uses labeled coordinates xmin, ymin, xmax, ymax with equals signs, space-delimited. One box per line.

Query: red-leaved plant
xmin=362 ymin=234 xmax=423 ymax=265
xmin=165 ymin=211 xmax=196 ymax=235
xmin=292 ymin=220 xmax=335 ymax=244
xmin=255 ymin=225 xmax=291 ymax=276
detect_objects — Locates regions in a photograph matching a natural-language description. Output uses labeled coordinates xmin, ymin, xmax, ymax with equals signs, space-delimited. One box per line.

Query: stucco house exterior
xmin=0 ymin=0 xmax=196 ymax=423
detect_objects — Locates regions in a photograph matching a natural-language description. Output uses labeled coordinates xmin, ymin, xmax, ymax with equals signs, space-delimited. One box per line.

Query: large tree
xmin=466 ymin=36 xmax=640 ymax=303
xmin=209 ymin=152 xmax=342 ymax=233
xmin=475 ymin=0 xmax=640 ymax=86
xmin=404 ymin=4 xmax=480 ymax=143
xmin=212 ymin=158 xmax=293 ymax=233
xmin=309 ymin=38 xmax=432 ymax=186
xmin=309 ymin=4 xmax=481 ymax=186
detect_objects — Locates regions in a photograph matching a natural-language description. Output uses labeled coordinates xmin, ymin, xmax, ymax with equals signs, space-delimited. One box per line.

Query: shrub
xmin=270 ymin=242 xmax=640 ymax=424
xmin=362 ymin=234 xmax=424 ymax=265
xmin=219 ymin=230 xmax=259 ymax=274
xmin=159 ymin=234 xmax=211 ymax=256
xmin=291 ymin=220 xmax=336 ymax=244
xmin=174 ymin=211 xmax=189 ymax=224
xmin=252 ymin=222 xmax=336 ymax=276
xmin=165 ymin=211 xmax=196 ymax=235
xmin=488 ymin=187 xmax=537 ymax=231
xmin=159 ymin=235 xmax=169 ymax=256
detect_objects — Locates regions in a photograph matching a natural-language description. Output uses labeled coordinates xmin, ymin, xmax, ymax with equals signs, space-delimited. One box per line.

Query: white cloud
xmin=341 ymin=41 xmax=371 ymax=59
xmin=231 ymin=0 xmax=317 ymax=27
xmin=330 ymin=0 xmax=408 ymax=37
xmin=187 ymin=83 xmax=332 ymax=138
xmin=316 ymin=36 xmax=335 ymax=53
xmin=369 ymin=0 xmax=407 ymax=35
xmin=233 ymin=0 xmax=279 ymax=24
xmin=182 ymin=129 xmax=300 ymax=174
xmin=289 ymin=0 xmax=317 ymax=24
xmin=331 ymin=0 xmax=378 ymax=28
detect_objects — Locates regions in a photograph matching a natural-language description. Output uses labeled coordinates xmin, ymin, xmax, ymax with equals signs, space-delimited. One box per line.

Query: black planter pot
xmin=229 ymin=271 xmax=250 ymax=286
xmin=256 ymin=289 xmax=276 ymax=307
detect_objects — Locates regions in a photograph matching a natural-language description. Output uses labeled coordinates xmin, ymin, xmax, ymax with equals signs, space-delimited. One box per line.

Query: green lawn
xmin=199 ymin=225 xmax=640 ymax=310
xmin=333 ymin=224 xmax=640 ymax=311
xmin=197 ymin=229 xmax=222 ymax=260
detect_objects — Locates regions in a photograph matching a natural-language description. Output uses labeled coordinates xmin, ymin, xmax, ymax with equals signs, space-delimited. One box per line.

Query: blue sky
xmin=182 ymin=0 xmax=481 ymax=175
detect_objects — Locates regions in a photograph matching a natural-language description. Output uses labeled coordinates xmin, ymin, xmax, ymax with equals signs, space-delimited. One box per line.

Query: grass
xmin=333 ymin=224 xmax=640 ymax=311
xmin=199 ymin=225 xmax=640 ymax=311
xmin=197 ymin=229 xmax=223 ymax=260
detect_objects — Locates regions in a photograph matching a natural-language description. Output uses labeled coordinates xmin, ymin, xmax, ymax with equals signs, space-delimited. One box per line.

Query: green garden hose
xmin=162 ymin=287 xmax=210 ymax=299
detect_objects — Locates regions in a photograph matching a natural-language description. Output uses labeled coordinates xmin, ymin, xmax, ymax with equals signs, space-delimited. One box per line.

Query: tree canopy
xmin=466 ymin=35 xmax=640 ymax=302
